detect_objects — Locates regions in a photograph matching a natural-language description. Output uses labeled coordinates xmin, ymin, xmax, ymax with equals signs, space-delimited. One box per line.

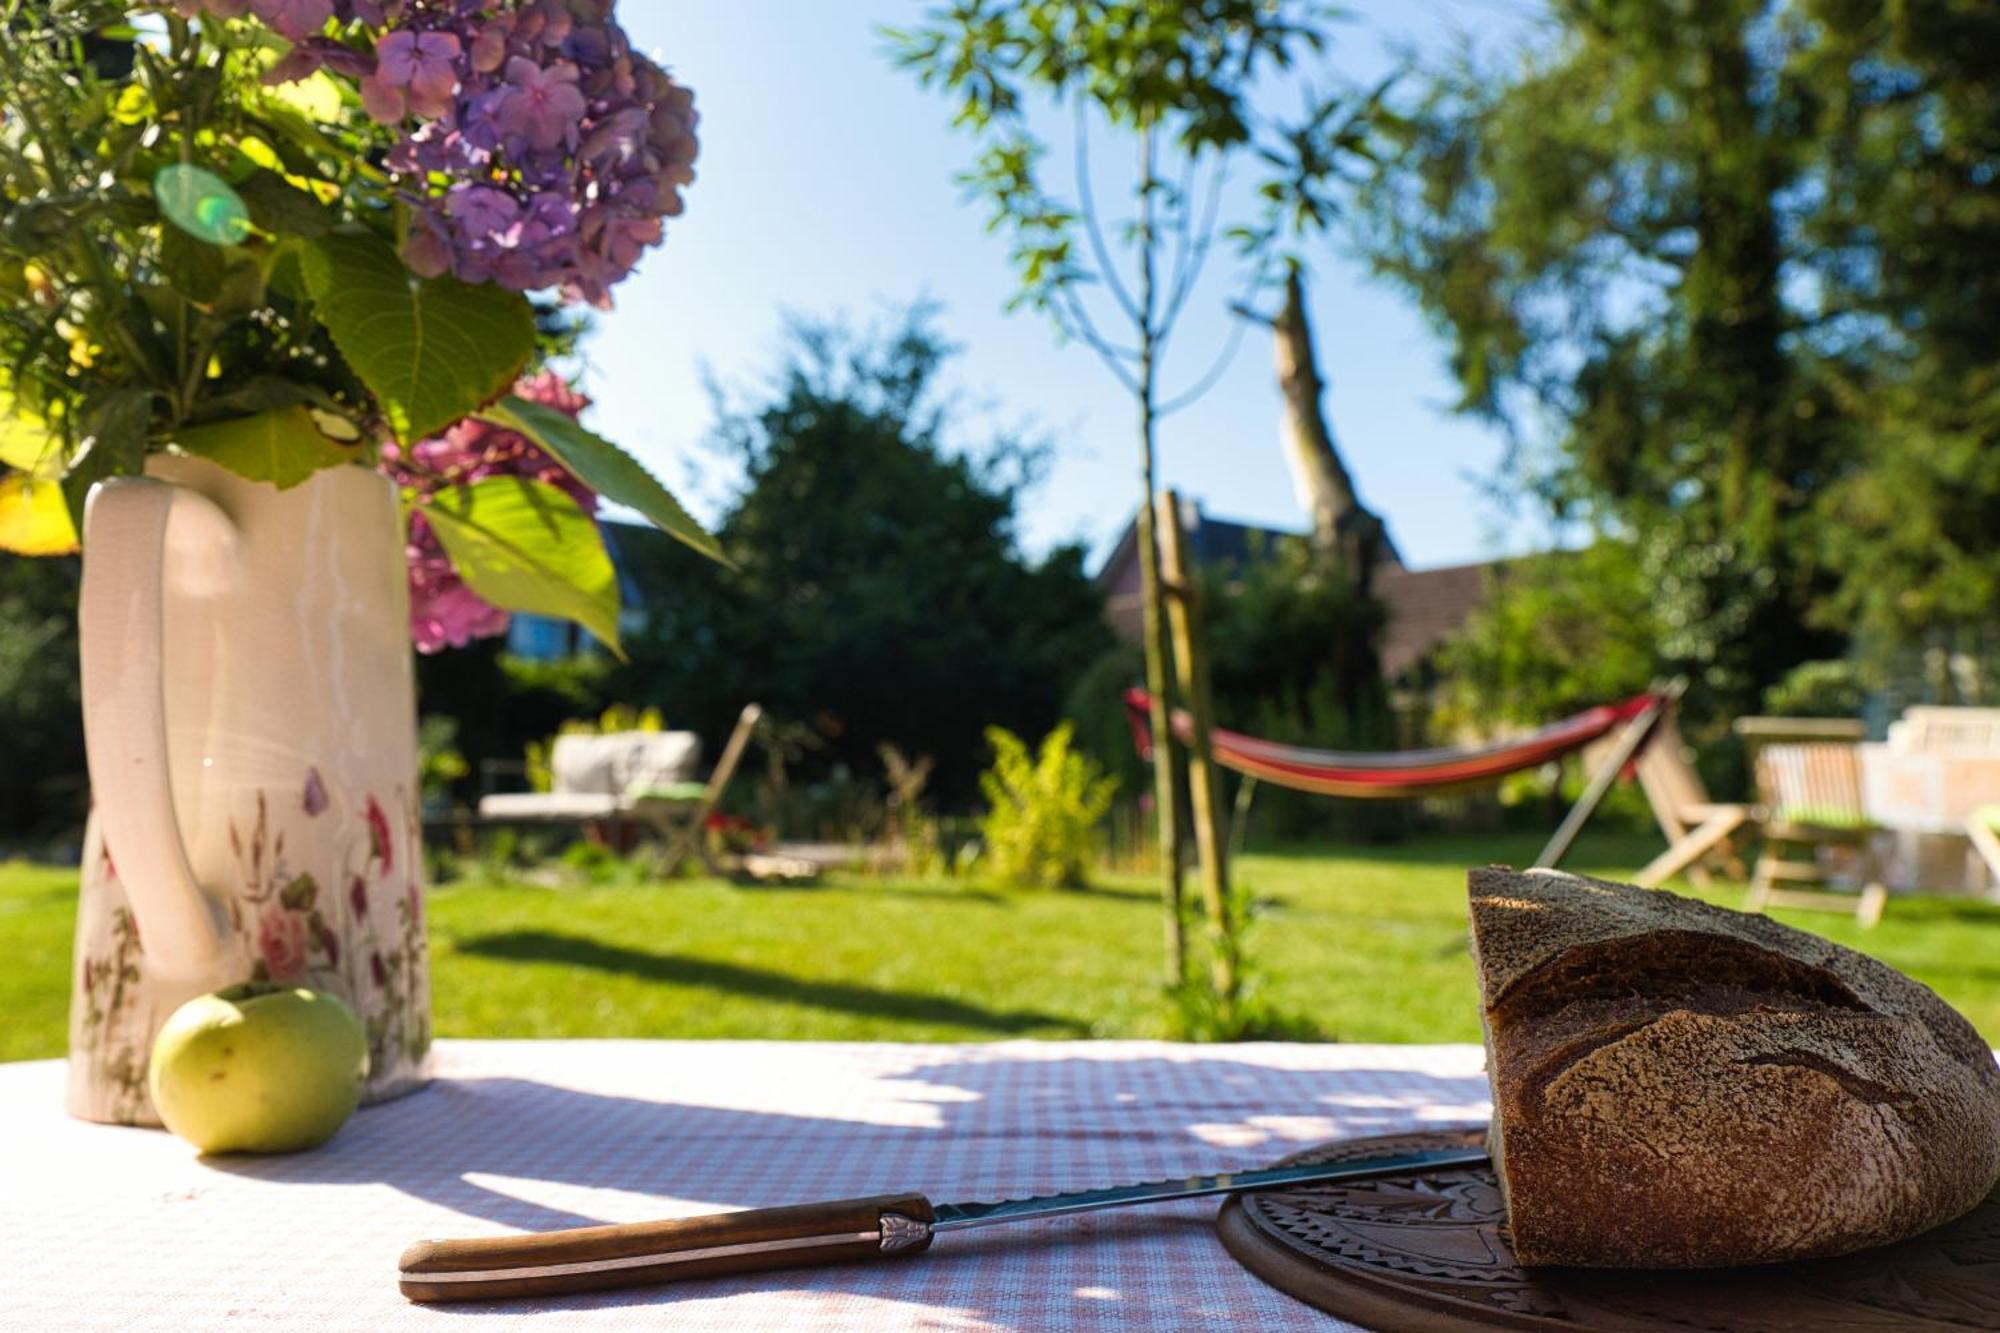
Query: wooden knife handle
xmin=398 ymin=1192 xmax=935 ymax=1303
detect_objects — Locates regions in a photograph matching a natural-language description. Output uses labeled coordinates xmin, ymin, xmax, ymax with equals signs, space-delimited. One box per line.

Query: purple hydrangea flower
xmin=250 ymin=0 xmax=335 ymax=41
xmin=362 ymin=28 xmax=462 ymax=121
xmin=495 ymin=55 xmax=587 ymax=150
xmin=200 ymin=0 xmax=700 ymax=308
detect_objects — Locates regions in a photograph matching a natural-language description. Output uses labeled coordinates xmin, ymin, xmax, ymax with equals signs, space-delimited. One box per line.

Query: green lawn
xmin=7 ymin=830 xmax=2000 ymax=1062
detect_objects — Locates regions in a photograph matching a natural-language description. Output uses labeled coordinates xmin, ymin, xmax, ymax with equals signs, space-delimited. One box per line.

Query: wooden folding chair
xmin=1631 ymin=707 xmax=1751 ymax=889
xmin=1737 ymin=717 xmax=1888 ymax=927
xmin=657 ymin=703 xmax=764 ymax=876
xmin=1967 ymin=807 xmax=2000 ymax=906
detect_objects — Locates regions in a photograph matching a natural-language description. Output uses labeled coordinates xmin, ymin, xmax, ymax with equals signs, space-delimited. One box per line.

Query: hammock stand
xmin=1124 ymin=682 xmax=1679 ymax=869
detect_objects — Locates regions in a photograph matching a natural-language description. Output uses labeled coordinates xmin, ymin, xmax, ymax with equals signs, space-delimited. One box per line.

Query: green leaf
xmin=261 ymin=69 xmax=346 ymax=123
xmin=187 ymin=376 xmax=332 ymax=423
xmin=302 ymin=232 xmax=534 ymax=444
xmin=70 ymin=387 xmax=155 ymax=537
xmin=279 ymin=873 xmax=318 ymax=910
xmin=60 ymin=434 xmax=122 ymax=540
xmin=235 ymin=170 xmax=334 ymax=239
xmin=423 ymin=477 xmax=622 ymax=653
xmin=175 ymin=405 xmax=360 ymax=489
xmin=159 ymin=226 xmax=224 ymax=302
xmin=480 ymin=395 xmax=727 ymax=565
xmin=211 ymin=253 xmax=269 ymax=319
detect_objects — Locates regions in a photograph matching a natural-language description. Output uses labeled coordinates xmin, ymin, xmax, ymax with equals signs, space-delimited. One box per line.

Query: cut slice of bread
xmin=1469 ymin=865 xmax=2000 ymax=1268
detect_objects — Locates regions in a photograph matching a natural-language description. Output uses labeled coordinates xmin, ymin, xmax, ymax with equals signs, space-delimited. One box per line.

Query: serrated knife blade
xmin=926 ymin=1143 xmax=1491 ymax=1231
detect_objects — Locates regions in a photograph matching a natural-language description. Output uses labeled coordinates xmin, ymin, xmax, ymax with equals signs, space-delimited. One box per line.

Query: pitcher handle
xmin=79 ymin=477 xmax=240 ymax=979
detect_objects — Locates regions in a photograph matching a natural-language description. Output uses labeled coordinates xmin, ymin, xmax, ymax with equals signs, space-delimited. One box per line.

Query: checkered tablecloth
xmin=0 ymin=1041 xmax=1492 ymax=1330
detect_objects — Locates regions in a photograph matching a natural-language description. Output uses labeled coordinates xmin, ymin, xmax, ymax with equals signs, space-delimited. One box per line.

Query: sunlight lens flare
xmin=154 ymin=164 xmax=251 ymax=245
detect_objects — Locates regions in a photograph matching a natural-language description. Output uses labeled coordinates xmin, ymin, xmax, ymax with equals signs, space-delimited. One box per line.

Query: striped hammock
xmin=1123 ymin=688 xmax=1666 ymax=800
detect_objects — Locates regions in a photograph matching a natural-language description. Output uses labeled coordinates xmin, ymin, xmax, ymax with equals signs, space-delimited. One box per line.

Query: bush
xmin=417 ymin=715 xmax=470 ymax=811
xmin=978 ymin=724 xmax=1118 ymax=888
xmin=1762 ymin=660 xmax=1866 ymax=719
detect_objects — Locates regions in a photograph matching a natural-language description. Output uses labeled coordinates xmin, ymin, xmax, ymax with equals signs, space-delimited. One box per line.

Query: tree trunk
xmin=1134 ymin=121 xmax=1186 ymax=990
xmin=1273 ymin=264 xmax=1385 ymax=596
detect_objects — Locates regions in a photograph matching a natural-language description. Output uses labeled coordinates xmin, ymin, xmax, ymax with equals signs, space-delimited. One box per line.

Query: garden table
xmin=0 ymin=1040 xmax=1492 ymax=1330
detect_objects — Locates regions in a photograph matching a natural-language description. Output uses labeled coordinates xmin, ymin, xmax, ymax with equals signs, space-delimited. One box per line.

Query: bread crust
xmin=1469 ymin=866 xmax=2000 ymax=1268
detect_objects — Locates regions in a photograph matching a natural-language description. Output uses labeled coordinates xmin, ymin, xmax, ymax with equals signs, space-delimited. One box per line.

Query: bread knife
xmin=399 ymin=1142 xmax=1489 ymax=1302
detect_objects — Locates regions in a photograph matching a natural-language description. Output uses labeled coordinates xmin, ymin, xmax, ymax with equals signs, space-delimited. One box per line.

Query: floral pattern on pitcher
xmin=69 ymin=771 xmax=431 ymax=1127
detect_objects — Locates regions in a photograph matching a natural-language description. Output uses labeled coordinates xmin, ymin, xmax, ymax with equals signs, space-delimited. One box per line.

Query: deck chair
xmin=659 ymin=702 xmax=764 ymax=876
xmin=1631 ymin=708 xmax=1751 ymax=889
xmin=1967 ymin=807 xmax=2000 ymax=906
xmin=1737 ymin=717 xmax=1889 ymax=927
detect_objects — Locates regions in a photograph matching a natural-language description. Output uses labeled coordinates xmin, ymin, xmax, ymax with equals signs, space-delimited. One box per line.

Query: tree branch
xmin=1155 ymin=315 xmax=1249 ymax=418
xmin=1158 ymin=153 xmax=1228 ymax=346
xmin=1073 ymin=99 xmax=1142 ymax=330
xmin=1053 ymin=287 xmax=1142 ymax=395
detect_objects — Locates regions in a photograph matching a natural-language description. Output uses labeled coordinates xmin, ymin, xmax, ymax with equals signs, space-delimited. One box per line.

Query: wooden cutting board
xmin=1215 ymin=1128 xmax=2000 ymax=1331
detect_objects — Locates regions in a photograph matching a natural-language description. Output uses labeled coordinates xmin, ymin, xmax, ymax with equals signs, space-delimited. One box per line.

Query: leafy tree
xmin=1430 ymin=540 xmax=1662 ymax=736
xmin=1798 ymin=3 xmax=2000 ymax=665
xmin=608 ymin=309 xmax=1111 ymax=810
xmin=1358 ymin=1 xmax=1847 ymax=717
xmin=1361 ymin=1 xmax=2000 ymax=719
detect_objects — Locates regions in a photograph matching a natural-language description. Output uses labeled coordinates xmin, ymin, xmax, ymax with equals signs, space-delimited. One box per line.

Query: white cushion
xmin=548 ymin=731 xmax=701 ymax=796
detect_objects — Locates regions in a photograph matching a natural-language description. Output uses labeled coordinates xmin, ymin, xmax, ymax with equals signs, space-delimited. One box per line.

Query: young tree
xmin=887 ymin=0 xmax=1377 ymax=1008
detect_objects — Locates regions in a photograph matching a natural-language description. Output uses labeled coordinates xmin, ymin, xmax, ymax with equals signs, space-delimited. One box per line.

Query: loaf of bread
xmin=1469 ymin=866 xmax=2000 ymax=1268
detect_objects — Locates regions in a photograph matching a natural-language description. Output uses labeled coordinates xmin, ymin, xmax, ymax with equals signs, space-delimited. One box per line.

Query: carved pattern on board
xmin=1218 ymin=1129 xmax=2000 ymax=1332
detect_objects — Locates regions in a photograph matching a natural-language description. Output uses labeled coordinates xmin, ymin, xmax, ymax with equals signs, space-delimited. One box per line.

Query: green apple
xmin=148 ymin=983 xmax=370 ymax=1154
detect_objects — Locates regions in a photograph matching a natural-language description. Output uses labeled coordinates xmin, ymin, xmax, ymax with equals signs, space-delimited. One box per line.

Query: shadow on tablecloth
xmin=201 ymin=1051 xmax=1488 ymax=1231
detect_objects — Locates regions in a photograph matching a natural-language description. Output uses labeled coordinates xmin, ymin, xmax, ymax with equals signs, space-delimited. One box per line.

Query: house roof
xmin=1095 ymin=501 xmax=1403 ymax=594
xmin=1093 ymin=503 xmax=1500 ymax=681
xmin=1373 ymin=558 xmax=1498 ymax=680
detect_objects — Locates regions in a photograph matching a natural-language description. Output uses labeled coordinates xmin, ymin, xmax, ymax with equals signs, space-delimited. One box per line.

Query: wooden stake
xmin=1157 ymin=491 xmax=1235 ymax=1004
xmin=1134 ymin=491 xmax=1187 ymax=988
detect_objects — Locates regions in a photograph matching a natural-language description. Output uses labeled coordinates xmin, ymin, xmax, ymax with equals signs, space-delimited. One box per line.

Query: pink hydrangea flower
xmin=405 ymin=564 xmax=511 ymax=652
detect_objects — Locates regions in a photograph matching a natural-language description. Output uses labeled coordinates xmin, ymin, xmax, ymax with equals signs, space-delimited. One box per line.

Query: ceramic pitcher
xmin=70 ymin=453 xmax=431 ymax=1125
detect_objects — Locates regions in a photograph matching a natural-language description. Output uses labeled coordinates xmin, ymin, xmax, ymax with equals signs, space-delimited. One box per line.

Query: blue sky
xmin=583 ymin=1 xmax=1547 ymax=573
